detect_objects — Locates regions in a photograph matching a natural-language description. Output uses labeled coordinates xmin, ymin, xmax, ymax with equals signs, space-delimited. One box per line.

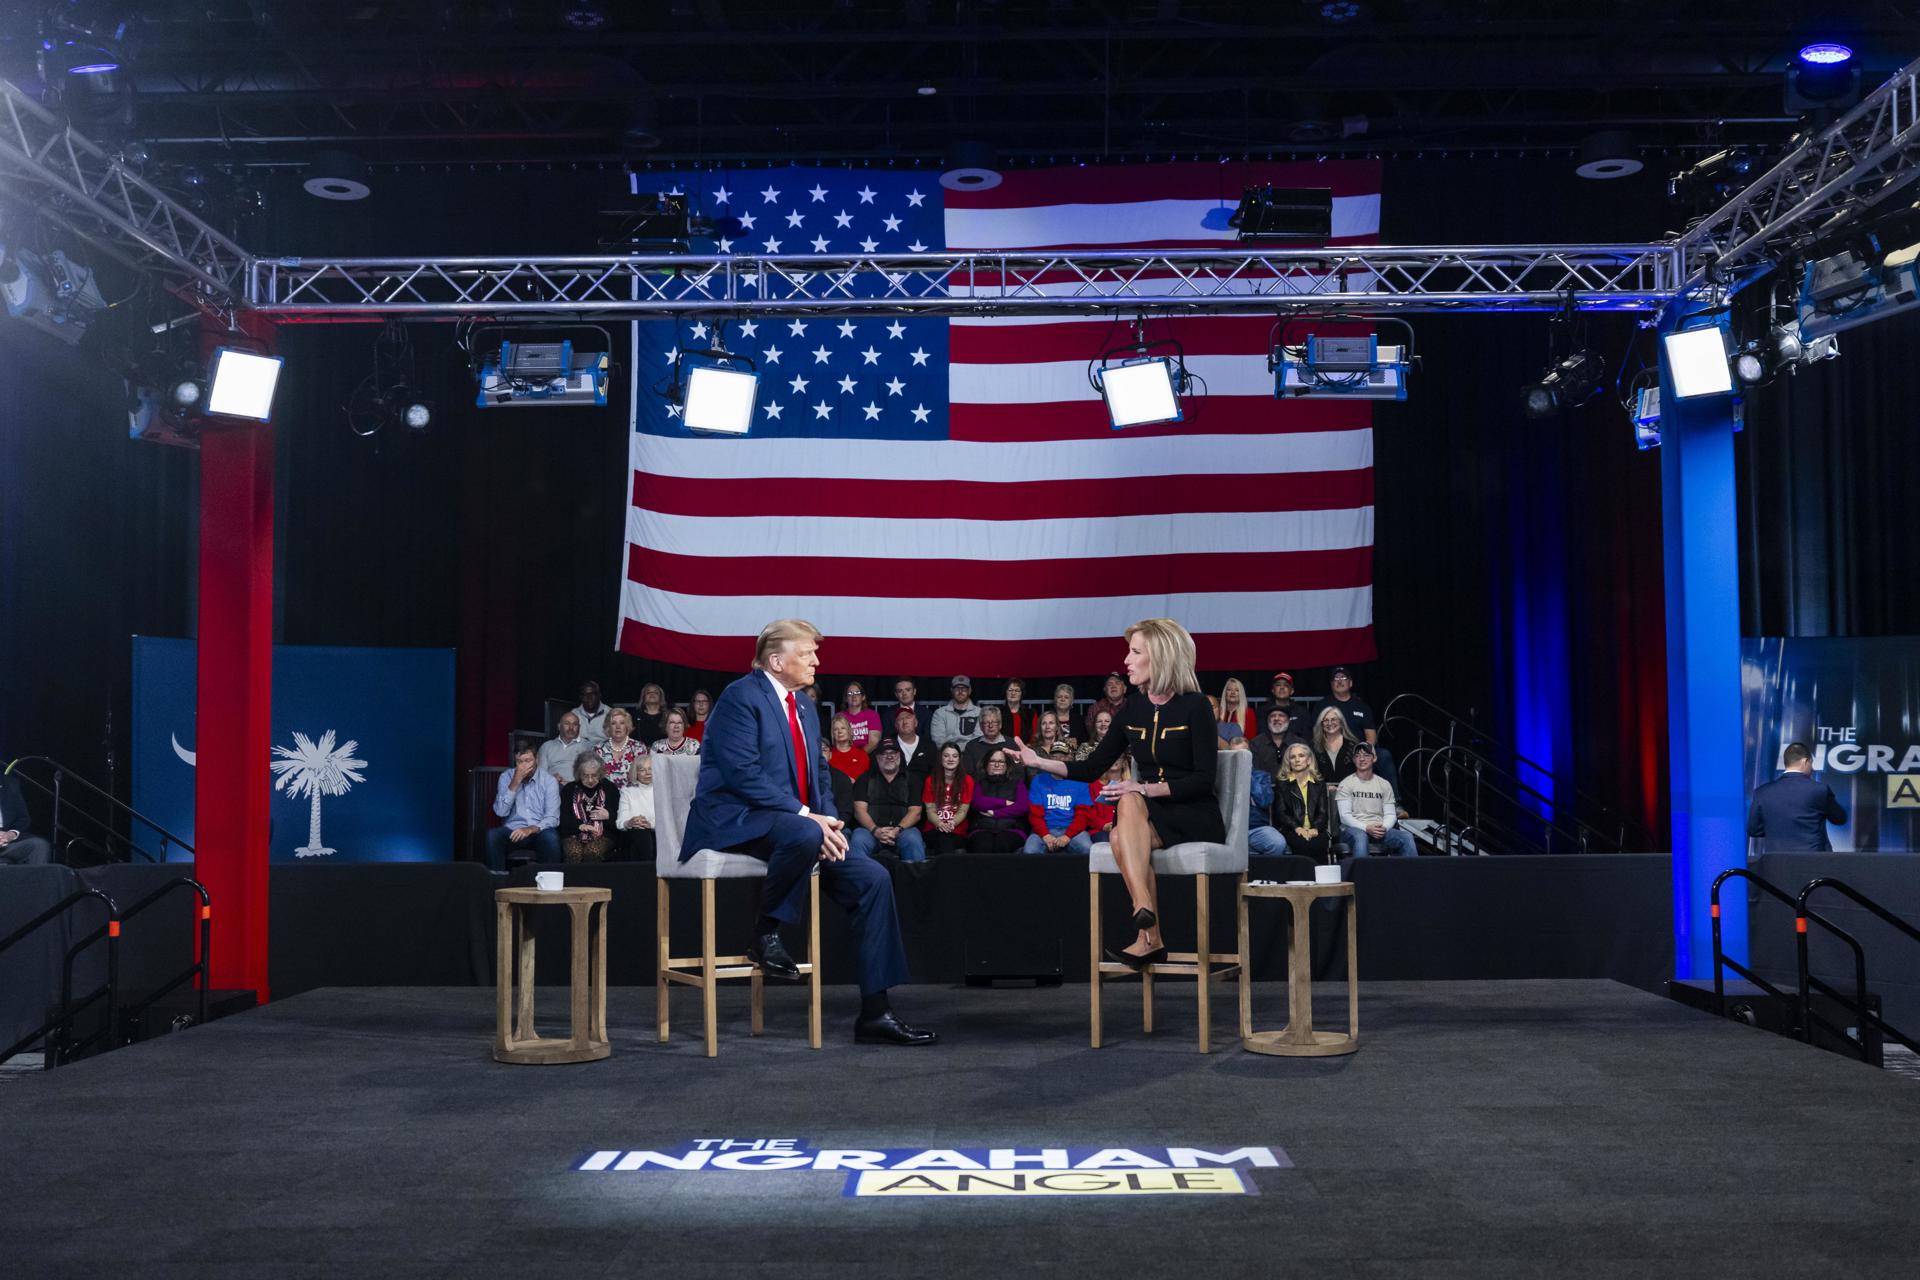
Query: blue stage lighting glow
xmin=1797 ymin=43 xmax=1854 ymax=66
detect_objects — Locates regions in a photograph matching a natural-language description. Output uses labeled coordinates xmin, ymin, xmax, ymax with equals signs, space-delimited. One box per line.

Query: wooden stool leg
xmin=1142 ymin=966 xmax=1154 ymax=1033
xmin=1238 ymin=880 xmax=1252 ymax=1042
xmin=701 ymin=879 xmax=719 ymax=1059
xmin=807 ymin=870 xmax=822 ymax=1050
xmin=592 ymin=900 xmax=608 ymax=1046
xmin=1286 ymin=896 xmax=1314 ymax=1044
xmin=568 ymin=901 xmax=591 ymax=1050
xmin=656 ymin=879 xmax=671 ymax=1043
xmin=1195 ymin=872 xmax=1211 ymax=1053
xmin=750 ymin=968 xmax=765 ymax=1036
xmin=516 ymin=906 xmax=536 ymax=1042
xmin=1088 ymin=872 xmax=1103 ymax=1049
xmin=1346 ymin=892 xmax=1359 ymax=1041
xmin=494 ymin=901 xmax=513 ymax=1056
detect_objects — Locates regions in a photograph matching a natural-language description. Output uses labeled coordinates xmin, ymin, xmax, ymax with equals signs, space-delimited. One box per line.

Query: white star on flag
xmin=813 ymin=401 xmax=832 ymax=419
xmin=788 ymin=319 xmax=808 ymax=336
xmin=862 ymin=402 xmax=883 ymax=421
xmin=860 ymin=346 xmax=880 ymax=365
xmin=882 ymin=214 xmax=902 ymax=232
xmin=911 ymin=404 xmax=931 ymax=423
xmin=836 ymin=319 xmax=857 ymax=339
xmin=908 ymin=240 xmax=927 ymax=252
xmin=811 ymin=235 xmax=830 ymax=252
xmin=809 ymin=184 xmax=828 ymax=202
xmin=885 ymin=377 xmax=905 ymax=395
xmin=761 ymin=345 xmax=782 ymax=364
xmin=764 ymin=401 xmax=783 ymax=419
xmin=885 ymin=320 xmax=906 ymax=339
xmin=857 ymin=185 xmax=877 ymax=203
xmin=761 ymin=185 xmax=781 ymax=202
xmin=785 ymin=210 xmax=804 ymax=227
xmin=665 ymin=346 xmax=679 ymax=364
xmin=910 ymin=347 xmax=930 ymax=366
xmin=717 ymin=238 xmax=733 ymax=252
xmin=837 ymin=374 xmax=858 ymax=394
xmin=813 ymin=345 xmax=832 ymax=363
xmin=762 ymin=237 xmax=782 ymax=253
xmin=833 ymin=210 xmax=853 ymax=228
xmin=738 ymin=319 xmax=757 ymax=338
xmin=738 ymin=212 xmax=757 ymax=230
xmin=906 ymin=189 xmax=926 ymax=207
xmin=788 ymin=374 xmax=809 ymax=393
xmin=667 ymin=403 xmax=682 ymax=419
xmin=713 ymin=186 xmax=732 ymax=204
xmin=689 ymin=321 xmax=708 ymax=339
xmin=859 ymin=237 xmax=879 ymax=252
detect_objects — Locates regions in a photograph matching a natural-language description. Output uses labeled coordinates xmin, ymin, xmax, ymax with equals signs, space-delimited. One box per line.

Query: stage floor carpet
xmin=4 ymin=980 xmax=1918 ymax=1278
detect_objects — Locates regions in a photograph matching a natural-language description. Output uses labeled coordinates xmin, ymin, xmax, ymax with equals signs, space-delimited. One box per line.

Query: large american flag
xmin=619 ymin=160 xmax=1381 ymax=674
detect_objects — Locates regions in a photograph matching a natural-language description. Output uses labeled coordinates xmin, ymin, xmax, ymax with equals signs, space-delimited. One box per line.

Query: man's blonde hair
xmin=1125 ymin=618 xmax=1201 ymax=698
xmin=753 ymin=618 xmax=823 ymax=670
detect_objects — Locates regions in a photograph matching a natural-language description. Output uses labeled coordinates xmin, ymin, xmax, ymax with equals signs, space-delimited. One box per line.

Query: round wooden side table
xmin=494 ymin=886 xmax=612 ymax=1065
xmin=1238 ymin=879 xmax=1358 ymax=1057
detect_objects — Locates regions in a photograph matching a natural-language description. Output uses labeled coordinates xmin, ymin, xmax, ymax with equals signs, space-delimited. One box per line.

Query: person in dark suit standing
xmin=0 ymin=769 xmax=54 ymax=865
xmin=682 ymin=618 xmax=936 ymax=1046
xmin=1747 ymin=742 xmax=1847 ymax=852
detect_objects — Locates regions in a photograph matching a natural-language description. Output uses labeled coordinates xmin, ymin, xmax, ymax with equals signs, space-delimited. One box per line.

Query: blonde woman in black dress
xmin=1011 ymin=617 xmax=1221 ymax=968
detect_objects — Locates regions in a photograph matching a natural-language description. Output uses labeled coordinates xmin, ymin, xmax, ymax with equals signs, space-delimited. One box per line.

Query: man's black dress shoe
xmin=746 ymin=932 xmax=801 ymax=981
xmin=853 ymin=1009 xmax=940 ymax=1045
xmin=1104 ymin=944 xmax=1168 ymax=971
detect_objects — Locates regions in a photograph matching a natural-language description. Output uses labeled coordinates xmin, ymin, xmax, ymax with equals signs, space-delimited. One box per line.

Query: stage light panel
xmin=206 ymin=347 xmax=284 ymax=421
xmin=1662 ymin=327 xmax=1734 ymax=399
xmin=1097 ymin=356 xmax=1182 ymax=428
xmin=683 ymin=364 xmax=759 ymax=435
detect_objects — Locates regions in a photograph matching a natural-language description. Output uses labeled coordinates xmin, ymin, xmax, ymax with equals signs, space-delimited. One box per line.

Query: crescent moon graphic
xmin=171 ymin=733 xmax=197 ymax=767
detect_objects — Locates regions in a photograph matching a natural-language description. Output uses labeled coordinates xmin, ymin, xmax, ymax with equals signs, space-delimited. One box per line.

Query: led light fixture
xmin=206 ymin=347 xmax=284 ymax=421
xmin=1096 ymin=356 xmax=1183 ymax=428
xmin=1632 ymin=384 xmax=1662 ymax=450
xmin=1662 ymin=326 xmax=1734 ymax=399
xmin=683 ymin=364 xmax=760 ymax=435
xmin=1228 ymin=186 xmax=1333 ymax=242
xmin=1521 ymin=349 xmax=1606 ymax=419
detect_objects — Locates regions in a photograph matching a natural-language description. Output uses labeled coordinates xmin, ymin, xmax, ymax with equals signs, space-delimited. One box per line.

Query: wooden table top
xmin=1241 ymin=878 xmax=1353 ymax=900
xmin=494 ymin=886 xmax=613 ymax=905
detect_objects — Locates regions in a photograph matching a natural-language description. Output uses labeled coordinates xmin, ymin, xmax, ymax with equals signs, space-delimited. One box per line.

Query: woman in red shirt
xmin=685 ymin=688 xmax=712 ymax=742
xmin=826 ymin=714 xmax=870 ymax=783
xmin=921 ymin=742 xmax=973 ymax=856
xmin=1000 ymin=678 xmax=1038 ymax=741
xmin=1218 ymin=677 xmax=1258 ymax=740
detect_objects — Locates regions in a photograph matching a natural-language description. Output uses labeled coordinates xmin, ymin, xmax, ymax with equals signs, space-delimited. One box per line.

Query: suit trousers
xmin=733 ymin=812 xmax=912 ymax=996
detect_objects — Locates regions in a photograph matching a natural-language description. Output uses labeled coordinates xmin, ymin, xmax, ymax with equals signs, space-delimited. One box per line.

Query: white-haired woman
xmin=1012 ymin=618 xmax=1220 ymax=968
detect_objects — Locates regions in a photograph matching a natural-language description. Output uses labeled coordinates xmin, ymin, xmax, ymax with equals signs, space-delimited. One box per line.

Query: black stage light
xmin=1229 ymin=186 xmax=1333 ymax=242
xmin=1522 ymin=349 xmax=1606 ymax=419
xmin=1667 ymin=149 xmax=1753 ymax=207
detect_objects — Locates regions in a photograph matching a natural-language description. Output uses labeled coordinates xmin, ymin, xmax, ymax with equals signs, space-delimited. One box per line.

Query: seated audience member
xmin=558 ymin=754 xmax=618 ymax=863
xmin=1268 ymin=672 xmax=1301 ymax=724
xmin=595 ymin=708 xmax=646 ymax=789
xmin=1212 ymin=695 xmax=1249 ymax=751
xmin=839 ymin=680 xmax=884 ymax=751
xmin=1336 ymin=743 xmax=1415 ymax=858
xmin=616 ymin=755 xmax=656 ymax=862
xmin=1249 ymin=705 xmax=1307 ymax=776
xmin=1246 ymin=754 xmax=1285 ymax=856
xmin=1075 ymin=708 xmax=1113 ymax=762
xmin=1218 ymin=677 xmax=1258 ymax=740
xmin=571 ymin=680 xmax=611 ymax=743
xmin=1048 ymin=683 xmax=1078 ymax=738
xmin=962 ymin=705 xmax=1010 ymax=778
xmin=967 ymin=750 xmax=1028 ymax=852
xmin=487 ymin=744 xmax=563 ymax=871
xmin=921 ymin=743 xmax=973 ymax=856
xmin=1271 ymin=742 xmax=1332 ymax=860
xmin=1327 ymin=666 xmax=1377 ymax=744
xmin=632 ymin=684 xmax=670 ymax=743
xmin=1028 ymin=711 xmax=1073 ymax=780
xmin=685 ymin=688 xmax=713 ymax=743
xmin=930 ymin=674 xmax=983 ymax=748
xmin=0 ymin=768 xmax=52 ymax=866
xmin=825 ymin=713 xmax=871 ymax=785
xmin=999 ymin=679 xmax=1038 ymax=741
xmin=892 ymin=677 xmax=932 ymax=734
xmin=850 ymin=738 xmax=928 ymax=863
xmin=538 ymin=711 xmax=595 ymax=788
xmin=1085 ymin=672 xmax=1128 ymax=740
xmin=1312 ymin=706 xmax=1357 ymax=789
xmin=1023 ymin=741 xmax=1093 ymax=855
xmin=1075 ymin=754 xmax=1129 ymax=843
xmin=891 ymin=704 xmax=933 ymax=781
xmin=651 ymin=708 xmax=702 ymax=757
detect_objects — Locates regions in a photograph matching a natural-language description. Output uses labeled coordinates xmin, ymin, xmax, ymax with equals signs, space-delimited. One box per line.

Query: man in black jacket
xmin=1747 ymin=742 xmax=1847 ymax=852
xmin=0 ymin=771 xmax=54 ymax=865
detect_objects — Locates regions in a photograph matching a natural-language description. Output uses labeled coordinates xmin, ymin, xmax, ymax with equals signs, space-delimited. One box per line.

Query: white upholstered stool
xmin=651 ymin=754 xmax=822 ymax=1057
xmin=1088 ymin=750 xmax=1251 ymax=1053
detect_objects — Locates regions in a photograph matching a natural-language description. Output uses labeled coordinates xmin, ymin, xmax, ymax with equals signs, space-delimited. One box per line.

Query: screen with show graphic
xmin=1742 ymin=637 xmax=1920 ymax=853
xmin=131 ymin=637 xmax=454 ymax=862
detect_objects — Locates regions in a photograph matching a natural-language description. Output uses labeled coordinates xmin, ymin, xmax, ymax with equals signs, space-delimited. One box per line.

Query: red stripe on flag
xmin=946 ymin=400 xmax=1370 ymax=441
xmin=942 ymin=160 xmax=1385 ymax=208
xmin=631 ymin=471 xmax=1373 ymax=520
xmin=627 ymin=546 xmax=1374 ymax=600
xmin=951 ymin=233 xmax=1381 ymax=253
xmin=951 ymin=316 xmax=1373 ymax=363
xmin=619 ymin=618 xmax=1378 ymax=675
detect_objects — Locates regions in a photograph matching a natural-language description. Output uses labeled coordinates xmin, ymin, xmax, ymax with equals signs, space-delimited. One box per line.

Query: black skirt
xmin=1144 ymin=794 xmax=1225 ymax=847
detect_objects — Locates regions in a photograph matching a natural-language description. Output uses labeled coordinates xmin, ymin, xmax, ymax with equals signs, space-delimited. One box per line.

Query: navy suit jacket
xmin=1746 ymin=770 xmax=1847 ymax=852
xmin=680 ymin=672 xmax=837 ymax=859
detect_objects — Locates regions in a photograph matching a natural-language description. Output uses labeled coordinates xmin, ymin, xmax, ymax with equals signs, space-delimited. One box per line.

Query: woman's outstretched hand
xmin=1004 ymin=737 xmax=1041 ymax=770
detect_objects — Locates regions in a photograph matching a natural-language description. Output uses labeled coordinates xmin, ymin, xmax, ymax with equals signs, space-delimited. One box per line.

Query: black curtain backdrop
xmin=12 ymin=153 xmax=1904 ymax=853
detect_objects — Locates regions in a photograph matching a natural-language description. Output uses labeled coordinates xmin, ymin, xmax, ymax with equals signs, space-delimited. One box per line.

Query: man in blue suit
xmin=1747 ymin=741 xmax=1848 ymax=852
xmin=682 ymin=618 xmax=936 ymax=1046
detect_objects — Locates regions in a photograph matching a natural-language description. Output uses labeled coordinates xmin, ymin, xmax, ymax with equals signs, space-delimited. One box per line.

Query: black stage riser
xmin=1748 ymin=852 xmax=1920 ymax=1036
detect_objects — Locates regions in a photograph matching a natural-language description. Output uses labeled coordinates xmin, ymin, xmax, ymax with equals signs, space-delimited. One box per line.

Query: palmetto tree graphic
xmin=269 ymin=730 xmax=368 ymax=858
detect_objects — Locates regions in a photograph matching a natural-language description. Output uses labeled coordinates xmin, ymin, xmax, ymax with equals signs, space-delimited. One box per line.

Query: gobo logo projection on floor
xmin=577 ymin=1139 xmax=1291 ymax=1197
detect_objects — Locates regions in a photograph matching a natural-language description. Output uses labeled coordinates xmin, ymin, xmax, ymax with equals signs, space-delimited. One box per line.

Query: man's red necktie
xmin=785 ymin=690 xmax=809 ymax=807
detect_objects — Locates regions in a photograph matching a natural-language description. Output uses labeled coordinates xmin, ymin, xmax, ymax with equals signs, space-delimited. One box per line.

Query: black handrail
xmin=5 ymin=756 xmax=193 ymax=865
xmin=1795 ymin=877 xmax=1920 ymax=1062
xmin=105 ymin=877 xmax=213 ymax=1041
xmin=1422 ymin=743 xmax=1615 ymax=855
xmin=1709 ymin=869 xmax=1865 ymax=1057
xmin=0 ymin=886 xmax=119 ymax=1068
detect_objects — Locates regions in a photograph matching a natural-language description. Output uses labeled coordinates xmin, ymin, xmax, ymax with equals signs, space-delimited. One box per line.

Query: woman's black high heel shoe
xmin=1131 ymin=907 xmax=1157 ymax=931
xmin=1105 ymin=944 xmax=1168 ymax=971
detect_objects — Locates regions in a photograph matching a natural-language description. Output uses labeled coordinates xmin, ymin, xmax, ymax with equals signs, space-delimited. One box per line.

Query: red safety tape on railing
xmin=201 ymin=905 xmax=211 ymax=920
xmin=1796 ymin=917 xmax=1808 ymax=934
xmin=107 ymin=920 xmax=120 ymax=937
xmin=1710 ymin=903 xmax=1720 ymax=918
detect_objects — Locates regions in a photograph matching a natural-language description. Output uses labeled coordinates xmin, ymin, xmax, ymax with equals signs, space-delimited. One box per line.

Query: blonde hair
xmin=1311 ymin=707 xmax=1348 ymax=757
xmin=829 ymin=713 xmax=854 ymax=747
xmin=753 ymin=618 xmax=822 ymax=669
xmin=1282 ymin=741 xmax=1321 ymax=782
xmin=1219 ymin=677 xmax=1249 ymax=722
xmin=605 ymin=708 xmax=635 ymax=739
xmin=1125 ymin=618 xmax=1200 ymax=698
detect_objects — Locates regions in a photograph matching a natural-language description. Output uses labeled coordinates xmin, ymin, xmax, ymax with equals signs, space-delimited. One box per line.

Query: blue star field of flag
xmin=631 ymin=167 xmax=949 ymax=441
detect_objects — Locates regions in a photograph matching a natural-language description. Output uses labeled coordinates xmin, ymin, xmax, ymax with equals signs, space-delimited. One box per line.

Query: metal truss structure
xmin=1676 ymin=53 xmax=1920 ymax=290
xmin=0 ymin=80 xmax=248 ymax=308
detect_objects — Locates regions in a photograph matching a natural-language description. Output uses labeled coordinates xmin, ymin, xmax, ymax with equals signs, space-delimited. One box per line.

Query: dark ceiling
xmin=6 ymin=0 xmax=1918 ymax=171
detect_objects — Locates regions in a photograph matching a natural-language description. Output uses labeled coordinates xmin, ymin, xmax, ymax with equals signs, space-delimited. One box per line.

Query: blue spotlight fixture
xmin=1788 ymin=41 xmax=1862 ymax=112
xmin=1796 ymin=42 xmax=1854 ymax=66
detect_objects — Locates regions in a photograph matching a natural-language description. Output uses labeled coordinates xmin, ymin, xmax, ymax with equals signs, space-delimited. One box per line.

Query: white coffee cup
xmin=1314 ymin=863 xmax=1342 ymax=885
xmin=535 ymin=870 xmax=564 ymax=891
